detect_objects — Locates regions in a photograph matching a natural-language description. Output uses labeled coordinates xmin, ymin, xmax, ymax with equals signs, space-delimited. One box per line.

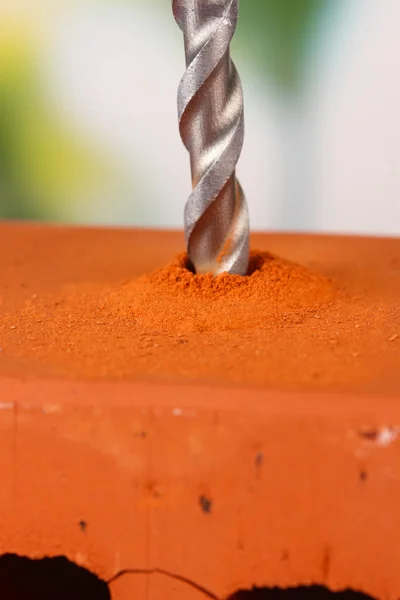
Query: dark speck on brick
xmin=79 ymin=520 xmax=87 ymax=532
xmin=199 ymin=495 xmax=212 ymax=514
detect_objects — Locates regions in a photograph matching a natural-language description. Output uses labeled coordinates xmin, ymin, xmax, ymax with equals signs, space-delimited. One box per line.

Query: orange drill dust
xmin=0 ymin=226 xmax=398 ymax=393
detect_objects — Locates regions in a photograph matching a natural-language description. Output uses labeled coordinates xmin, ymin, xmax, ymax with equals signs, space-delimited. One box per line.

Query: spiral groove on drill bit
xmin=173 ymin=0 xmax=249 ymax=275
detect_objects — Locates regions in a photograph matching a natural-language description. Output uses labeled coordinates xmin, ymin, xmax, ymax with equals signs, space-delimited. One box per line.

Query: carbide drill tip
xmin=173 ymin=0 xmax=249 ymax=275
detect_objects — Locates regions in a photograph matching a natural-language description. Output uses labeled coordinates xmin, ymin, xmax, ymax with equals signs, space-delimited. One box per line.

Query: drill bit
xmin=173 ymin=0 xmax=249 ymax=275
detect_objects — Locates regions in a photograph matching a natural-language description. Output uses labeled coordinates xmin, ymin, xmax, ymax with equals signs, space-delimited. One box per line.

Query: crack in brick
xmin=107 ymin=567 xmax=218 ymax=599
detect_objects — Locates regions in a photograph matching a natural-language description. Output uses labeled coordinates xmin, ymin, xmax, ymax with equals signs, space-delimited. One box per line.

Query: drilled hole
xmin=184 ymin=255 xmax=196 ymax=273
xmin=180 ymin=251 xmax=272 ymax=276
xmin=0 ymin=554 xmax=110 ymax=600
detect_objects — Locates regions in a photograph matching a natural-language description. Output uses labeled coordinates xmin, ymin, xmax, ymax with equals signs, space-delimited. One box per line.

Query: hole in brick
xmin=0 ymin=554 xmax=110 ymax=600
xmin=227 ymin=587 xmax=375 ymax=600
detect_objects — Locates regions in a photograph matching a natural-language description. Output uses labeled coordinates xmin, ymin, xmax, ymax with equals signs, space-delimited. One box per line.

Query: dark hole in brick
xmin=79 ymin=520 xmax=87 ymax=532
xmin=358 ymin=429 xmax=378 ymax=441
xmin=0 ymin=554 xmax=110 ymax=600
xmin=255 ymin=452 xmax=264 ymax=467
xmin=199 ymin=494 xmax=212 ymax=514
xmin=227 ymin=587 xmax=375 ymax=600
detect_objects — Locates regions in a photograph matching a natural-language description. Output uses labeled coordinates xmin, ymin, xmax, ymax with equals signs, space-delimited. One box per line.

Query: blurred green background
xmin=0 ymin=0 xmax=399 ymax=234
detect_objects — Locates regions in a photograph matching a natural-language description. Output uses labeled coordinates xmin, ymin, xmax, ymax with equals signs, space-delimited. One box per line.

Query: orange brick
xmin=0 ymin=224 xmax=398 ymax=600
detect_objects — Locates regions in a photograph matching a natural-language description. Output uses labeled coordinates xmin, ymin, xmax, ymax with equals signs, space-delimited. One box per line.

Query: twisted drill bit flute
xmin=173 ymin=0 xmax=249 ymax=275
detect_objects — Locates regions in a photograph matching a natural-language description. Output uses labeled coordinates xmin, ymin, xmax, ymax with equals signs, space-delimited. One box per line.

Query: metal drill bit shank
xmin=173 ymin=0 xmax=249 ymax=275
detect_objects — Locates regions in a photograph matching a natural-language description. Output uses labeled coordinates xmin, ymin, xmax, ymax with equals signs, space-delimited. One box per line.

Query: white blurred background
xmin=0 ymin=0 xmax=399 ymax=235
